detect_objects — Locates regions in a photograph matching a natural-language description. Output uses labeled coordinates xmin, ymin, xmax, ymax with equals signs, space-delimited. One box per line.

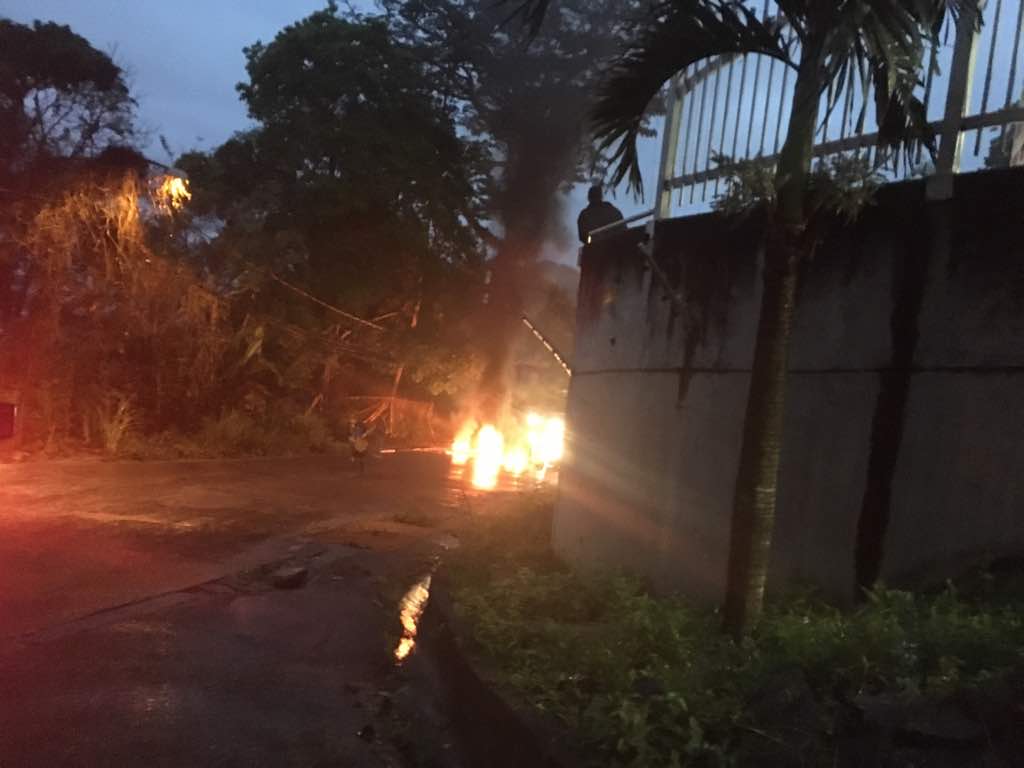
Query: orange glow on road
xmin=394 ymin=574 xmax=431 ymax=662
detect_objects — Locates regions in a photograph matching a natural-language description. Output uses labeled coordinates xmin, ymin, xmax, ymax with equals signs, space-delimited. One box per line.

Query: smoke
xmin=378 ymin=0 xmax=636 ymax=421
xmin=472 ymin=0 xmax=632 ymax=418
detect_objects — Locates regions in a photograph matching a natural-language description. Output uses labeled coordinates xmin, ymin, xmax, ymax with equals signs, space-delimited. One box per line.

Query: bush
xmin=113 ymin=409 xmax=344 ymax=459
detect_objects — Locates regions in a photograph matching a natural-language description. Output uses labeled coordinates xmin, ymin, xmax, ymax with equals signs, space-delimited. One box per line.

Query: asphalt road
xmin=0 ymin=453 xmax=474 ymax=767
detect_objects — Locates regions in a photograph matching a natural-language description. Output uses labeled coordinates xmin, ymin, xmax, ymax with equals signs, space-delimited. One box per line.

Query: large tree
xmin=512 ymin=0 xmax=977 ymax=636
xmin=179 ymin=6 xmax=489 ymax=410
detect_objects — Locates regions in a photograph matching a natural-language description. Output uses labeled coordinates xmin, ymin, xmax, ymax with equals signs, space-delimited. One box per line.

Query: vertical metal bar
xmin=759 ymin=57 xmax=778 ymax=154
xmin=690 ymin=71 xmax=709 ymax=204
xmin=840 ymin=62 xmax=855 ymax=142
xmin=730 ymin=55 xmax=749 ymax=161
xmin=917 ymin=41 xmax=939 ymax=164
xmin=999 ymin=0 xmax=1024 ymax=145
xmin=854 ymin=58 xmax=870 ymax=163
xmin=974 ymin=0 xmax=1003 ymax=154
xmin=773 ymin=36 xmax=793 ymax=153
xmin=745 ymin=0 xmax=771 ymax=158
xmin=922 ymin=41 xmax=938 ymax=118
xmin=1006 ymin=0 xmax=1024 ymax=106
xmin=680 ymin=66 xmax=698 ymax=206
xmin=744 ymin=55 xmax=764 ymax=157
xmin=703 ymin=61 xmax=724 ymax=200
xmin=715 ymin=58 xmax=736 ymax=196
xmin=930 ymin=3 xmax=984 ymax=198
xmin=655 ymin=72 xmax=685 ymax=220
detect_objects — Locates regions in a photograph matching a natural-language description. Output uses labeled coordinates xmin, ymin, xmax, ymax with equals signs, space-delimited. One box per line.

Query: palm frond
xmin=821 ymin=0 xmax=984 ymax=165
xmin=593 ymin=0 xmax=790 ymax=195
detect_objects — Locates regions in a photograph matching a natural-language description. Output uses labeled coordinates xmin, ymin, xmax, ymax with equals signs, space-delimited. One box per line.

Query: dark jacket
xmin=577 ymin=201 xmax=624 ymax=244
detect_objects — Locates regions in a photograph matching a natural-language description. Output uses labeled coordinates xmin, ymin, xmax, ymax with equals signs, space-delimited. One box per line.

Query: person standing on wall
xmin=577 ymin=184 xmax=624 ymax=245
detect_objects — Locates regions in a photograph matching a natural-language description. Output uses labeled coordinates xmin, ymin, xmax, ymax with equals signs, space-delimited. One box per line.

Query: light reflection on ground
xmin=394 ymin=574 xmax=432 ymax=663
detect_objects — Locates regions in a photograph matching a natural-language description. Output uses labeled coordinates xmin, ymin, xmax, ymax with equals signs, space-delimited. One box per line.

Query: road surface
xmin=0 ymin=453 xmax=475 ymax=767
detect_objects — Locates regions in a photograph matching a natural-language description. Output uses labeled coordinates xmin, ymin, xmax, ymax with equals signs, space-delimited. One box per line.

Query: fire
xmin=150 ymin=174 xmax=191 ymax=214
xmin=449 ymin=412 xmax=566 ymax=490
xmin=503 ymin=444 xmax=530 ymax=476
xmin=537 ymin=416 xmax=565 ymax=465
xmin=450 ymin=420 xmax=476 ymax=466
xmin=472 ymin=424 xmax=504 ymax=490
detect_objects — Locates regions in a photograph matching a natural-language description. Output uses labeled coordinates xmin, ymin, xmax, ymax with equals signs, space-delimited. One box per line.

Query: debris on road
xmin=271 ymin=565 xmax=309 ymax=590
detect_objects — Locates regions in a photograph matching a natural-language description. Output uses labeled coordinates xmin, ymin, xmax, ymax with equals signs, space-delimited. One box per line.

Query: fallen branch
xmin=270 ymin=272 xmax=385 ymax=331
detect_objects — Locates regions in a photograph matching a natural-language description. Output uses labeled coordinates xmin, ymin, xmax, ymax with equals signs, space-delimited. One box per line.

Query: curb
xmin=419 ymin=573 xmax=581 ymax=768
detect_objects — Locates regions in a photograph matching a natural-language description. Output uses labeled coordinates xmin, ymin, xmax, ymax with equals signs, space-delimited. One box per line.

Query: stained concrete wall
xmin=554 ymin=169 xmax=1024 ymax=603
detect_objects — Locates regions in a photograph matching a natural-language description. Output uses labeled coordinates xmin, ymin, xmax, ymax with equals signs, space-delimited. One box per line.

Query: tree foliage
xmin=0 ymin=19 xmax=137 ymax=170
xmin=177 ymin=7 xmax=492 ymax=423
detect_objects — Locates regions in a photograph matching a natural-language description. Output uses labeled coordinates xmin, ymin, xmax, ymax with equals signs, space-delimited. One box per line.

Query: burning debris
xmin=149 ymin=172 xmax=191 ymax=214
xmin=449 ymin=412 xmax=565 ymax=490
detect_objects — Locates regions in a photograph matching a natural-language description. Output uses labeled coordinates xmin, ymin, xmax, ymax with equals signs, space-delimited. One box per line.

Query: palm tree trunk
xmin=722 ymin=52 xmax=820 ymax=639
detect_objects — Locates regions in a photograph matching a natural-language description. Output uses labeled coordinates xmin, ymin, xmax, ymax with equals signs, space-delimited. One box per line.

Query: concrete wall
xmin=554 ymin=169 xmax=1024 ymax=603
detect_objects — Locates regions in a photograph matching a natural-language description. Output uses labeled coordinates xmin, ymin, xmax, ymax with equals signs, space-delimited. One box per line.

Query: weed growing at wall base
xmin=448 ymin=497 xmax=1024 ymax=766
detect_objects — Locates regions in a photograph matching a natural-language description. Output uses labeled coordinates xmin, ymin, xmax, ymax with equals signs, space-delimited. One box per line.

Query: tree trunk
xmin=722 ymin=51 xmax=820 ymax=639
xmin=721 ymin=234 xmax=801 ymax=638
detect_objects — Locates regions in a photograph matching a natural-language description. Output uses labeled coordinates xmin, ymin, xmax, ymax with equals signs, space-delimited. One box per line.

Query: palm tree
xmin=509 ymin=0 xmax=978 ymax=637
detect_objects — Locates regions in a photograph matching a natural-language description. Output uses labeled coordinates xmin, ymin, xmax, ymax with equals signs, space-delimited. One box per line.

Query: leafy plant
xmin=713 ymin=152 xmax=885 ymax=224
xmin=449 ymin=497 xmax=1024 ymax=767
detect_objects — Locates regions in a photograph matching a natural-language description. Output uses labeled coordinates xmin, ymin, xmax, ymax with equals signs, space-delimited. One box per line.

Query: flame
xmin=449 ymin=412 xmax=566 ymax=491
xmin=503 ymin=445 xmax=530 ymax=476
xmin=151 ymin=174 xmax=191 ymax=214
xmin=450 ymin=420 xmax=476 ymax=466
xmin=537 ymin=416 xmax=565 ymax=465
xmin=472 ymin=424 xmax=504 ymax=490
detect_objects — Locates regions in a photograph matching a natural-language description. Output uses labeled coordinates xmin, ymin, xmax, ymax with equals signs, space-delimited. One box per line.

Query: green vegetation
xmin=1 ymin=5 xmax=600 ymax=460
xmin=1 ymin=11 xmax=487 ymax=459
xmin=449 ymin=496 xmax=1024 ymax=767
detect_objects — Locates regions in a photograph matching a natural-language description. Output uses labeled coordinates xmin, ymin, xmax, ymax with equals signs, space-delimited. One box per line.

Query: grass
xmin=446 ymin=493 xmax=1024 ymax=767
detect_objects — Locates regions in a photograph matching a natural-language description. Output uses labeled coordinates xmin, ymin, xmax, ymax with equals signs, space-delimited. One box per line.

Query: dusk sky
xmin=3 ymin=1 xmax=1018 ymax=251
xmin=2 ymin=0 xmax=662 ymax=262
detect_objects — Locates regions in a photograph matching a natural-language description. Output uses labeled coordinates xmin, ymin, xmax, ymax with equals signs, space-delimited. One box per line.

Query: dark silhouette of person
xmin=349 ymin=419 xmax=373 ymax=474
xmin=577 ymin=185 xmax=624 ymax=245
